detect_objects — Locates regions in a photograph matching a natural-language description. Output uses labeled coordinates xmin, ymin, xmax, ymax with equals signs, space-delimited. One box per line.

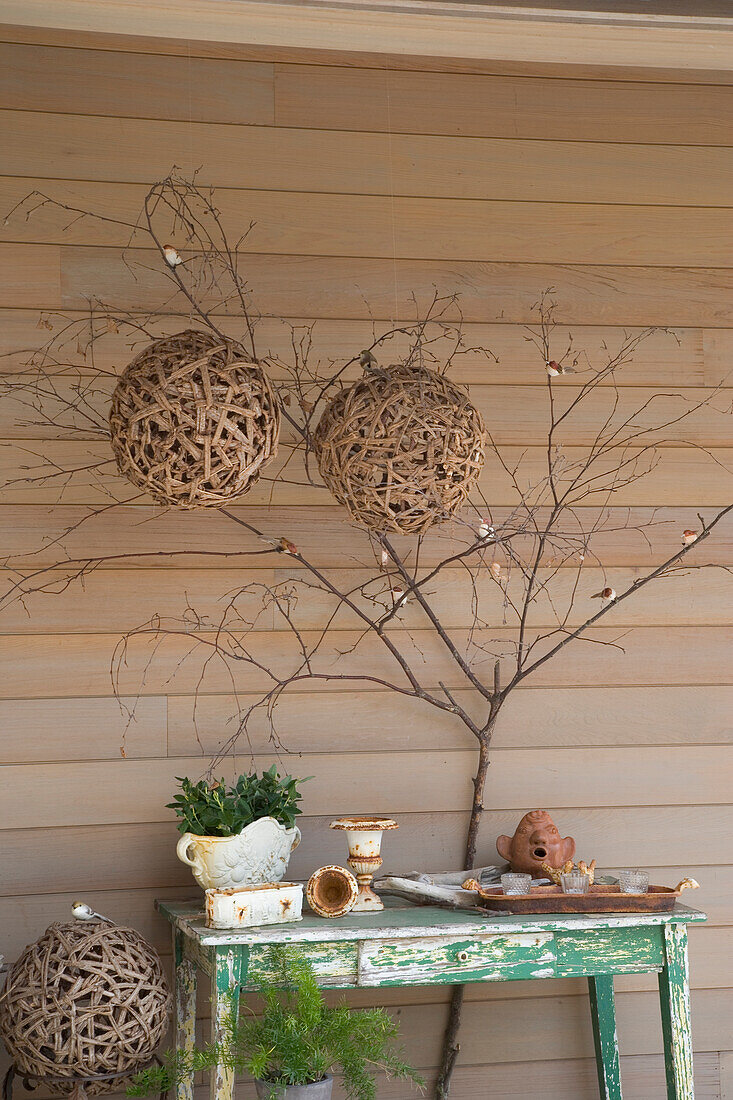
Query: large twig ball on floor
xmin=110 ymin=329 xmax=280 ymax=508
xmin=313 ymin=363 xmax=487 ymax=534
xmin=0 ymin=921 xmax=171 ymax=1094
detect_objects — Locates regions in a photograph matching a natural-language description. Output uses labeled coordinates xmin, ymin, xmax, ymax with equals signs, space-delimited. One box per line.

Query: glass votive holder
xmin=501 ymin=873 xmax=532 ymax=895
xmin=561 ymin=871 xmax=590 ymax=895
xmin=619 ymin=869 xmax=649 ymax=895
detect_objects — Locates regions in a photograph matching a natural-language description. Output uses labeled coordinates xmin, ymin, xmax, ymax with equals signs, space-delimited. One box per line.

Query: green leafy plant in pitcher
xmin=170 ymin=768 xmax=308 ymax=891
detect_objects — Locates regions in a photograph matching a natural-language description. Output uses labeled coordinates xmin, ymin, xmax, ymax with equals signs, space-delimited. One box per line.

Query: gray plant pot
xmin=254 ymin=1075 xmax=333 ymax=1100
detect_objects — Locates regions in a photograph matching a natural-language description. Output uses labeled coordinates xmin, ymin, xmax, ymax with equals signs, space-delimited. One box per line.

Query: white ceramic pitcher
xmin=176 ymin=816 xmax=301 ymax=891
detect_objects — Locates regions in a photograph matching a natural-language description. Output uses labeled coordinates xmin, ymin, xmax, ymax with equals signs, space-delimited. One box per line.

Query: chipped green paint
xmin=210 ymin=947 xmax=247 ymax=1100
xmin=588 ymin=974 xmax=623 ymax=1100
xmin=180 ymin=931 xmax=214 ymax=977
xmin=247 ymin=942 xmax=358 ymax=987
xmin=659 ymin=923 xmax=694 ymax=1099
xmin=174 ymin=930 xmax=198 ymax=1100
xmin=557 ymin=926 xmax=664 ymax=977
xmin=357 ymin=932 xmax=556 ymax=987
xmin=156 ymin=899 xmax=705 ymax=945
xmin=158 ymin=899 xmax=705 ymax=1100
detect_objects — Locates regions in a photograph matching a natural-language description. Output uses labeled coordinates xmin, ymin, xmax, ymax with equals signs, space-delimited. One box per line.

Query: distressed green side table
xmin=157 ymin=899 xmax=705 ymax=1100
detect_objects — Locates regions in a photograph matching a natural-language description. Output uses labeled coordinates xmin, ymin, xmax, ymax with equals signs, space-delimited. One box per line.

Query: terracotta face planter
xmin=496 ymin=810 xmax=575 ymax=878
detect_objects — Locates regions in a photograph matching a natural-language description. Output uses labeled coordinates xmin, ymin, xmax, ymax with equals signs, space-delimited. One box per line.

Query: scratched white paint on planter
xmin=206 ymin=882 xmax=304 ymax=928
xmin=176 ymin=817 xmax=301 ymax=891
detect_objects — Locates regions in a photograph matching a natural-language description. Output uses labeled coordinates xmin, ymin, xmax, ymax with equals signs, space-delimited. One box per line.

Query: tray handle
xmin=675 ymin=877 xmax=700 ymax=893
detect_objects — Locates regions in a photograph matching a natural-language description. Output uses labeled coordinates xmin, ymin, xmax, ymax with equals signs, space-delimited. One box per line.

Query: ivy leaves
xmin=167 ymin=766 xmax=308 ymax=837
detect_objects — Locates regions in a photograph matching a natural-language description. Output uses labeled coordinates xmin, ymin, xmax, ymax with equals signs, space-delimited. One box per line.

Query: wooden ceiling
xmin=1 ymin=0 xmax=732 ymax=79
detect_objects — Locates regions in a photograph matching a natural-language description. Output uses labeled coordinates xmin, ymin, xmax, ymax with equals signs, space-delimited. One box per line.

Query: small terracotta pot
xmin=255 ymin=1074 xmax=333 ymax=1099
xmin=306 ymin=866 xmax=358 ymax=918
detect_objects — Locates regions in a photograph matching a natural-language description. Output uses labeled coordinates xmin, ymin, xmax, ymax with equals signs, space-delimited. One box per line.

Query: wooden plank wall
xmin=1 ymin=35 xmax=732 ymax=1100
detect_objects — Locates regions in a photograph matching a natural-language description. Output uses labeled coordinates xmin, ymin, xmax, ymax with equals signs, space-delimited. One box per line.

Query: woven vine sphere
xmin=0 ymin=921 xmax=171 ymax=1094
xmin=109 ymin=329 xmax=280 ymax=508
xmin=313 ymin=363 xmax=487 ymax=534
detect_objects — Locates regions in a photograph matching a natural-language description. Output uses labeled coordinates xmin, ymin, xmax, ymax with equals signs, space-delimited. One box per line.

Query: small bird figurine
xmin=479 ymin=520 xmax=495 ymax=540
xmin=489 ymin=561 xmax=503 ymax=580
xmin=591 ymin=586 xmax=617 ymax=606
xmin=277 ymin=537 xmax=298 ymax=556
xmin=359 ymin=349 xmax=379 ymax=371
xmin=71 ymin=900 xmax=114 ymax=924
xmin=682 ymin=529 xmax=699 ymax=546
xmin=163 ymin=244 xmax=183 ymax=268
xmin=546 ymin=359 xmax=576 ymax=377
xmin=392 ymin=585 xmax=408 ymax=608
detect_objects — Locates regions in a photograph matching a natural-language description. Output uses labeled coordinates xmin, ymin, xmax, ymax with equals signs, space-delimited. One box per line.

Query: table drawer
xmin=247 ymin=942 xmax=358 ymax=987
xmin=357 ymin=932 xmax=556 ymax=987
xmin=556 ymin=927 xmax=664 ymax=977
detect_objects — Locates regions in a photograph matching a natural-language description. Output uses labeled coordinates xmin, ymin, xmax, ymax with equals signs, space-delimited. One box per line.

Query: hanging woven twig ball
xmin=109 ymin=329 xmax=280 ymax=508
xmin=313 ymin=363 xmax=487 ymax=534
xmin=0 ymin=921 xmax=171 ymax=1094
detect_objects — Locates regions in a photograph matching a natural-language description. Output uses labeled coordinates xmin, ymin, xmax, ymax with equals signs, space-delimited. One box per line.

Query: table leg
xmin=209 ymin=948 xmax=245 ymax=1100
xmin=588 ymin=974 xmax=623 ymax=1100
xmin=658 ymin=923 xmax=695 ymax=1100
xmin=173 ymin=930 xmax=198 ymax=1100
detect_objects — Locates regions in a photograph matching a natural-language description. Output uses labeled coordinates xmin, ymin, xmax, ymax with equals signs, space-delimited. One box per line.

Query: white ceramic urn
xmin=176 ymin=816 xmax=301 ymax=891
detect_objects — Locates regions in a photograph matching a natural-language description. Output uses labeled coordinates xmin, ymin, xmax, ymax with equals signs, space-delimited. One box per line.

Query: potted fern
xmin=171 ymin=767 xmax=307 ymax=891
xmin=130 ymin=947 xmax=423 ymax=1100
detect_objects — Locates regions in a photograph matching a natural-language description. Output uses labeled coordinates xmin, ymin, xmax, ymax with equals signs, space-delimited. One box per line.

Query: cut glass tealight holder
xmin=619 ymin=869 xmax=649 ymax=895
xmin=561 ymin=871 xmax=590 ymax=895
xmin=500 ymin=873 xmax=532 ymax=895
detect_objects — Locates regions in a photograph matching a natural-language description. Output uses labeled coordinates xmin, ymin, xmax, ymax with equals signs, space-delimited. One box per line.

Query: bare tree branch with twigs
xmin=2 ymin=172 xmax=732 ymax=1100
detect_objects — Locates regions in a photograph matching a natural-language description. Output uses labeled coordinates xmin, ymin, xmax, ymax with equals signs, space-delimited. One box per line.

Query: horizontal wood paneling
xmin=4 ymin=110 xmax=733 ymax=207
xmin=7 ymin=178 xmax=733 ymax=266
xmin=0 ymin=241 xmax=731 ymax=327
xmin=365 ymin=1054 xmax=722 ymax=1100
xmin=3 ymin=505 xmax=730 ymax=568
xmin=5 ymin=0 xmax=733 ymax=80
xmin=275 ymin=64 xmax=733 ymax=145
xmin=1 ymin=683 xmax=729 ymax=769
xmin=0 ymin=43 xmax=274 ymax=124
xmin=3 ymin=15 xmax=733 ymax=84
xmin=1 ymin=626 xmax=731 ymax=700
xmin=166 ymin=685 xmax=733 ymax=755
xmin=0 ymin=311 xmax=713 ymax=387
xmin=3 ymin=566 xmax=731 ymax=634
xmin=50 ymin=245 xmax=733 ymax=325
xmin=5 ymin=51 xmax=733 ymax=141
xmin=2 ymin=440 xmax=731 ymax=506
xmin=1 ymin=39 xmax=731 ymax=1091
xmin=3 ymin=746 xmax=732 ymax=828
xmin=0 ymin=244 xmax=58 ymax=307
xmin=397 ymin=990 xmax=733 ymax=1063
xmin=4 ymin=382 xmax=730 ymax=444
xmin=3 ymin=810 xmax=729 ymax=899
xmin=0 ymin=696 xmax=166 ymax=761
xmin=2 ymin=1055 xmax=724 ymax=1100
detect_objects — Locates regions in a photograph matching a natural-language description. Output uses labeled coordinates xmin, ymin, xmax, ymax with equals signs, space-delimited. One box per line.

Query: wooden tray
xmin=470 ymin=882 xmax=698 ymax=914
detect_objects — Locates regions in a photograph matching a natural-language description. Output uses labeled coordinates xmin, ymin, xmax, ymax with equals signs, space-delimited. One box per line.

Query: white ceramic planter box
xmin=205 ymin=882 xmax=303 ymax=929
xmin=176 ymin=817 xmax=301 ymax=892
